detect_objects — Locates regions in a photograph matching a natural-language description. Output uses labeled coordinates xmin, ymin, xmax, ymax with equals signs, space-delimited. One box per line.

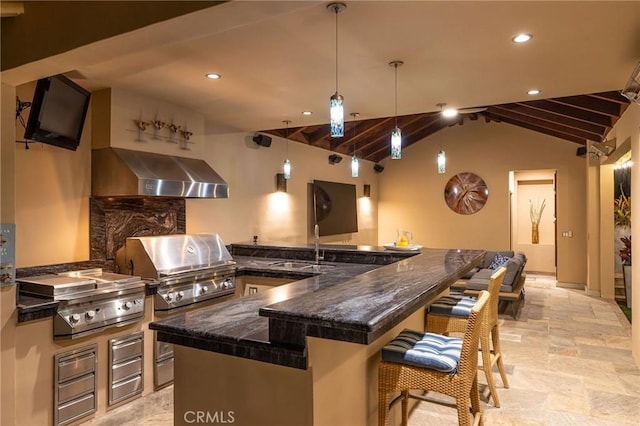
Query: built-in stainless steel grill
xmin=116 ymin=234 xmax=236 ymax=311
xmin=18 ymin=269 xmax=146 ymax=339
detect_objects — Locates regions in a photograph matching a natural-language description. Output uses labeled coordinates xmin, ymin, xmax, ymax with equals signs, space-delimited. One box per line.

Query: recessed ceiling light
xmin=302 ymin=111 xmax=313 ymax=116
xmin=442 ymin=108 xmax=458 ymax=118
xmin=527 ymin=89 xmax=541 ymax=95
xmin=205 ymin=73 xmax=221 ymax=80
xmin=512 ymin=33 xmax=533 ymax=43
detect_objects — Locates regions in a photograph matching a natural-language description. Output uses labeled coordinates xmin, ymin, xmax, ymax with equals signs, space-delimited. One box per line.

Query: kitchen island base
xmin=172 ymin=307 xmax=427 ymax=426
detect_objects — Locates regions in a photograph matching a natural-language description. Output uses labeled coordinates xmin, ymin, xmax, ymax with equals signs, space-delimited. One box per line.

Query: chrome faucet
xmin=314 ymin=224 xmax=324 ymax=264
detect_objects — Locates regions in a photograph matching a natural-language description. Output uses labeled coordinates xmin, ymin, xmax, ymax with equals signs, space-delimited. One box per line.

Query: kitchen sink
xmin=269 ymin=261 xmax=314 ymax=269
xmin=300 ymin=264 xmax=334 ymax=272
xmin=268 ymin=261 xmax=334 ymax=271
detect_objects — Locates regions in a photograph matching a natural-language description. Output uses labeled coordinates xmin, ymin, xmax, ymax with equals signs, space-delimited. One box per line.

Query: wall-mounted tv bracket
xmin=15 ymin=96 xmax=32 ymax=149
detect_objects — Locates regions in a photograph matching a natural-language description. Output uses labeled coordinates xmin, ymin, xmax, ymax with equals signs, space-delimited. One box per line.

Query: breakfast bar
xmin=150 ymin=246 xmax=483 ymax=426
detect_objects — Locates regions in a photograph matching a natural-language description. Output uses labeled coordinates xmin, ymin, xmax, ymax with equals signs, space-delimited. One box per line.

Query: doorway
xmin=510 ymin=170 xmax=557 ymax=276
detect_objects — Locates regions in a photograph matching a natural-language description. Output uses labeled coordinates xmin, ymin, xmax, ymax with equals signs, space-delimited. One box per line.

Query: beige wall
xmin=599 ymin=163 xmax=615 ymax=299
xmin=12 ymin=84 xmax=378 ymax=269
xmin=13 ymin=82 xmax=92 ymax=267
xmin=378 ymin=119 xmax=587 ymax=285
xmin=187 ymin=131 xmax=378 ymax=245
xmin=95 ymin=87 xmax=206 ymax=159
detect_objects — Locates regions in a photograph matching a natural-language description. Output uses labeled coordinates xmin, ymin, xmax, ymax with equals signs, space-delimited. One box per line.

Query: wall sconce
xmin=328 ymin=153 xmax=343 ymax=164
xmin=363 ymin=184 xmax=371 ymax=197
xmin=276 ymin=173 xmax=287 ymax=192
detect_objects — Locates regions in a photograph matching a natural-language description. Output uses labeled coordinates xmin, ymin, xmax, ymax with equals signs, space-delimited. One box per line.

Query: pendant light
xmin=389 ymin=60 xmax=403 ymax=159
xmin=350 ymin=112 xmax=359 ymax=177
xmin=282 ymin=120 xmax=292 ymax=179
xmin=328 ymin=3 xmax=346 ymax=138
xmin=436 ymin=103 xmax=446 ymax=174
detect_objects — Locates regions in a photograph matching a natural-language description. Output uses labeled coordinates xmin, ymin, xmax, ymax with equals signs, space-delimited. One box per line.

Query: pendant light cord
xmin=394 ymin=64 xmax=398 ymax=128
xmin=437 ymin=103 xmax=446 ymax=150
xmin=440 ymin=108 xmax=443 ymax=150
xmin=335 ymin=8 xmax=339 ymax=94
xmin=350 ymin=112 xmax=359 ymax=156
xmin=284 ymin=120 xmax=290 ymax=157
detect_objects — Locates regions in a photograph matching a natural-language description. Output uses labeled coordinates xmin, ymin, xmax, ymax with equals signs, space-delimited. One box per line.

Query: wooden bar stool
xmin=378 ymin=291 xmax=490 ymax=426
xmin=426 ymin=267 xmax=509 ymax=407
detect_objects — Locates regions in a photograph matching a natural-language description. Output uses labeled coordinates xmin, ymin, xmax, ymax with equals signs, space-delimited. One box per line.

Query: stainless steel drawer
xmin=55 ymin=344 xmax=97 ymax=426
xmin=57 ymin=392 xmax=95 ymax=426
xmin=57 ymin=352 xmax=96 ymax=382
xmin=57 ymin=373 xmax=94 ymax=404
xmin=112 ymin=356 xmax=142 ymax=383
xmin=111 ymin=337 xmax=143 ymax=364
xmin=111 ymin=375 xmax=143 ymax=404
xmin=154 ymin=356 xmax=174 ymax=390
xmin=155 ymin=339 xmax=173 ymax=360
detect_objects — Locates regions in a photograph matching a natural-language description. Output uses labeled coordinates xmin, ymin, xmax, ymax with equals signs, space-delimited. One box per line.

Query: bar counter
xmin=149 ymin=245 xmax=483 ymax=426
xmin=150 ymin=246 xmax=483 ymax=368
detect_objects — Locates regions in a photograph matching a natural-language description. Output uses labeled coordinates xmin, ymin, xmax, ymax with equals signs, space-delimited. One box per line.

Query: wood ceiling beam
xmin=331 ymin=118 xmax=394 ymax=151
xmin=350 ymin=113 xmax=450 ymax=161
xmin=490 ymin=104 xmax=607 ymax=136
xmin=515 ymin=100 xmax=613 ymax=128
xmin=357 ymin=132 xmax=389 ymax=156
xmin=367 ymin=144 xmax=393 ymax=163
xmin=288 ymin=126 xmax=310 ymax=141
xmin=484 ymin=112 xmax=587 ymax=144
xmin=548 ymin=94 xmax=623 ymax=117
xmin=589 ymin=91 xmax=630 ymax=104
xmin=258 ymin=90 xmax=629 ymax=163
xmin=303 ymin=125 xmax=332 ymax=145
xmin=488 ymin=106 xmax=604 ymax=141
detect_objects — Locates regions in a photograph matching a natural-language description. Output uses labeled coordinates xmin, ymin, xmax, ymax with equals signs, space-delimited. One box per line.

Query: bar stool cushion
xmin=381 ymin=329 xmax=462 ymax=373
xmin=428 ymin=296 xmax=476 ymax=317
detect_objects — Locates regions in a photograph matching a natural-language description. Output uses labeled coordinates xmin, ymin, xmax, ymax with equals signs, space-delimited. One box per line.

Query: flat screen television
xmin=313 ymin=180 xmax=358 ymax=236
xmin=24 ymin=74 xmax=91 ymax=151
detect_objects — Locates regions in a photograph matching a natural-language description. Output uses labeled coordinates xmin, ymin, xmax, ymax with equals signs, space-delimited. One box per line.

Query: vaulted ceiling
xmin=2 ymin=1 xmax=639 ymax=160
xmin=262 ymin=90 xmax=630 ymax=163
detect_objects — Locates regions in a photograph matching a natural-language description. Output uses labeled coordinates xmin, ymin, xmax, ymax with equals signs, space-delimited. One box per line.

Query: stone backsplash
xmin=90 ymin=197 xmax=185 ymax=260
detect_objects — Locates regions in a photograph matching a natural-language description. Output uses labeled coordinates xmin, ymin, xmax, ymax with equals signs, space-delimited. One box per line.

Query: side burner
xmin=17 ymin=269 xmax=146 ymax=339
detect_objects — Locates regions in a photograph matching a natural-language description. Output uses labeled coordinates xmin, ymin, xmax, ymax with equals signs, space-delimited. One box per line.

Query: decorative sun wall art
xmin=444 ymin=172 xmax=489 ymax=215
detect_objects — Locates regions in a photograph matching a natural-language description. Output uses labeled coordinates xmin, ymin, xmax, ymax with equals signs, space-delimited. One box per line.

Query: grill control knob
xmin=70 ymin=314 xmax=81 ymax=324
xmin=165 ymin=292 xmax=174 ymax=302
xmin=85 ymin=310 xmax=96 ymax=320
xmin=200 ymin=286 xmax=208 ymax=295
xmin=176 ymin=291 xmax=184 ymax=300
xmin=122 ymin=301 xmax=133 ymax=310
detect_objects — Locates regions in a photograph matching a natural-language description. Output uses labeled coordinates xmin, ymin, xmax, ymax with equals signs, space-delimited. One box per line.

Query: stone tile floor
xmin=87 ymin=274 xmax=639 ymax=425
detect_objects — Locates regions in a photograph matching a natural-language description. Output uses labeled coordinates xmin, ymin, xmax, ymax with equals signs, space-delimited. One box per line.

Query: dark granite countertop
xmin=150 ymin=247 xmax=484 ymax=369
xmin=13 ymin=250 xmax=381 ymax=323
xmin=230 ymin=242 xmax=418 ymax=265
xmin=16 ymin=294 xmax=60 ymax=323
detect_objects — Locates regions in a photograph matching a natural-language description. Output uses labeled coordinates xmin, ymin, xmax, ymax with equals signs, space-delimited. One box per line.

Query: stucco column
xmin=586 ymin=147 xmax=601 ymax=295
xmin=0 ymin=82 xmax=17 ymax=425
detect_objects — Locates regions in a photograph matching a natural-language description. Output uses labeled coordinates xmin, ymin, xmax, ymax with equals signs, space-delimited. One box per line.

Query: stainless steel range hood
xmin=92 ymin=147 xmax=229 ymax=198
